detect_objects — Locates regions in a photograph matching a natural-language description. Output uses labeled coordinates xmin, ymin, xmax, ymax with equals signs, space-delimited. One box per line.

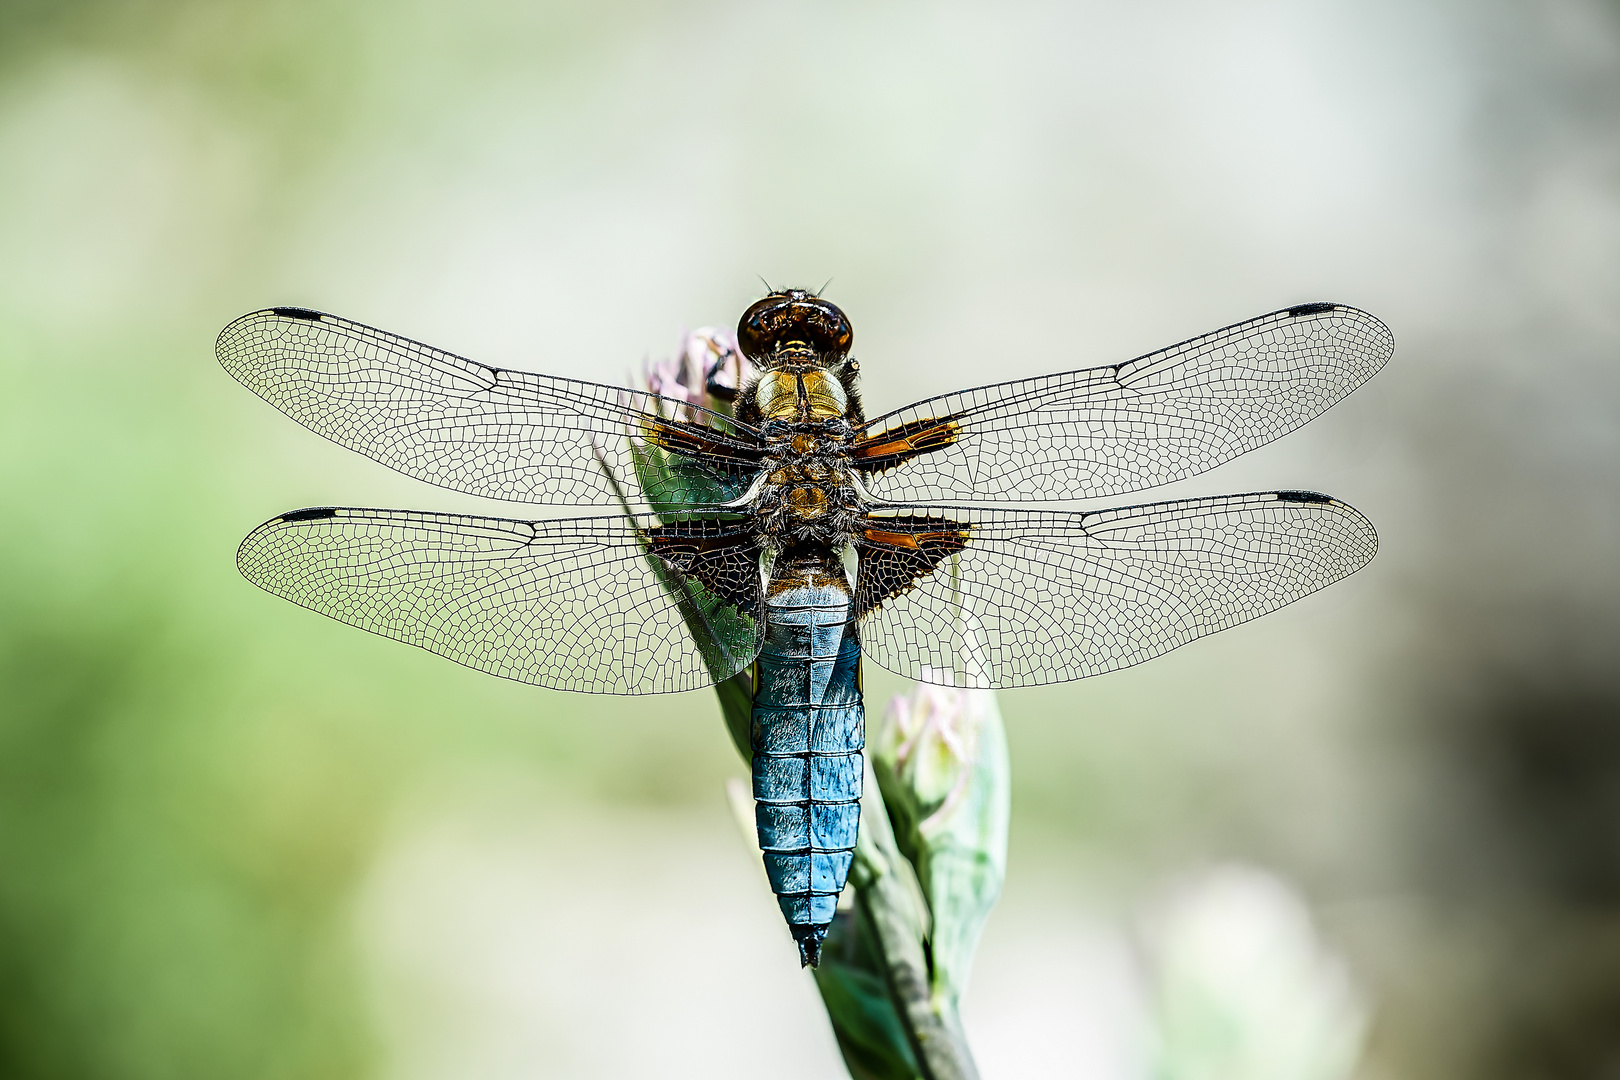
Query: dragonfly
xmin=218 ymin=290 xmax=1391 ymax=966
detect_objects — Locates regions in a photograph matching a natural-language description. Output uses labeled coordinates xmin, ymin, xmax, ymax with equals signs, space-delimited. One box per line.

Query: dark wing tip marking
xmin=279 ymin=506 xmax=340 ymax=522
xmin=217 ymin=307 xmax=326 ymax=361
xmin=1275 ymin=490 xmax=1335 ymax=504
xmin=1286 ymin=301 xmax=1340 ymax=317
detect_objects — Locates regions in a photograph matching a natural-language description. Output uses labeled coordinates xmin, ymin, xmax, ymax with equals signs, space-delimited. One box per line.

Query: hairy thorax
xmin=749 ymin=364 xmax=863 ymax=546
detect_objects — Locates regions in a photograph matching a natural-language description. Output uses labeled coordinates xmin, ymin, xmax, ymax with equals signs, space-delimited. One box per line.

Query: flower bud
xmin=870 ymin=678 xmax=1010 ymax=1007
xmin=642 ymin=327 xmax=754 ymax=420
xmin=633 ymin=327 xmax=759 ymax=517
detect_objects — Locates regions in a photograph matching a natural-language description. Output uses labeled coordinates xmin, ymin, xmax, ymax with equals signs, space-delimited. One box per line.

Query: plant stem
xmin=848 ymin=776 xmax=982 ymax=1080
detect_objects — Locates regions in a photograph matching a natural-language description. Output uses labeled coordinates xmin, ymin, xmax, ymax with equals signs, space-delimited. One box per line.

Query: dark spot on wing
xmin=1286 ymin=302 xmax=1338 ymax=317
xmin=280 ymin=507 xmax=340 ymax=522
xmin=641 ymin=520 xmax=762 ymax=613
xmin=1276 ymin=490 xmax=1334 ymax=504
xmin=854 ymin=515 xmax=973 ymax=618
xmin=271 ymin=306 xmax=325 ymax=321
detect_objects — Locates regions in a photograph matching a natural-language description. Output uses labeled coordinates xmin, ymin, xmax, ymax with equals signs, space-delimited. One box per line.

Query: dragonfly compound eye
xmin=737 ymin=290 xmax=853 ymax=364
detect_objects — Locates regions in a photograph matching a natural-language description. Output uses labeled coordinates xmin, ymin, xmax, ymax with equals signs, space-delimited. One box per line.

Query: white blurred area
xmin=357 ymin=792 xmax=1364 ymax=1080
xmin=1142 ymin=866 xmax=1366 ymax=1080
xmin=4 ymin=0 xmax=1619 ymax=1076
xmin=355 ymin=777 xmax=845 ymax=1080
xmin=357 ymin=776 xmax=1162 ymax=1079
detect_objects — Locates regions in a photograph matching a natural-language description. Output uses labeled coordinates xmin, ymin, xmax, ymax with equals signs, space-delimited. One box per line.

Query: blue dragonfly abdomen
xmin=750 ymin=551 xmax=863 ymax=967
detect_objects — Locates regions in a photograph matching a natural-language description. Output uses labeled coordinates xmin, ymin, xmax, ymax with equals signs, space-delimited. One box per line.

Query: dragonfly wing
xmin=217 ymin=308 xmax=766 ymax=509
xmin=854 ymin=492 xmax=1376 ymax=688
xmin=854 ymin=303 xmax=1392 ymax=503
xmin=237 ymin=507 xmax=764 ymax=694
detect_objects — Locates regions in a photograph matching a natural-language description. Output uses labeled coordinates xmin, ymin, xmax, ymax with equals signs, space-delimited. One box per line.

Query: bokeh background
xmin=3 ymin=0 xmax=1619 ymax=1077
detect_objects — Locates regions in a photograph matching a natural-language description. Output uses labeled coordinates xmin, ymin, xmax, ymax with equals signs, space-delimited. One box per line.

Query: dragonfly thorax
xmin=755 ymin=420 xmax=860 ymax=546
xmin=755 ymin=368 xmax=848 ymax=422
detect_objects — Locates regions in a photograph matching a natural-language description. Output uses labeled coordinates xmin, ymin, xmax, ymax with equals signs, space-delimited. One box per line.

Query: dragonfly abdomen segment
xmin=750 ymin=563 xmax=863 ymax=968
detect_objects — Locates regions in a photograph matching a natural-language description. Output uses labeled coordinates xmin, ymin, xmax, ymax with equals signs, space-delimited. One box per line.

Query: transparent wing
xmin=855 ymin=303 xmax=1392 ymax=503
xmin=236 ymin=507 xmax=763 ymax=694
xmin=217 ymin=308 xmax=766 ymax=510
xmin=855 ymin=492 xmax=1377 ymax=688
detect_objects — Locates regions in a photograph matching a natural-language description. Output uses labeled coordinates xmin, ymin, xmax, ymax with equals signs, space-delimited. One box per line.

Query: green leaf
xmin=815 ymin=906 xmax=924 ymax=1080
xmin=630 ymin=440 xmax=755 ymax=518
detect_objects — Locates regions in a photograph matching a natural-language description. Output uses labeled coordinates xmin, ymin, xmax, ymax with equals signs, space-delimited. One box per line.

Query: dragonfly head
xmin=738 ymin=289 xmax=853 ymax=368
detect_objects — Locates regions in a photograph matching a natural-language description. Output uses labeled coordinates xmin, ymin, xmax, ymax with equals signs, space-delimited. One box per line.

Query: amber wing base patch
xmin=851 ymin=415 xmax=963 ymax=476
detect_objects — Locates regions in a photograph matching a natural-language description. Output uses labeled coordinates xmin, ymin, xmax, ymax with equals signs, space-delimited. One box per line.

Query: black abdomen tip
xmin=794 ymin=924 xmax=829 ymax=967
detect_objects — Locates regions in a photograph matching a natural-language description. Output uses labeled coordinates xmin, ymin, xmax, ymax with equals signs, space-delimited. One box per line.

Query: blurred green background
xmin=3 ymin=0 xmax=1619 ymax=1077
